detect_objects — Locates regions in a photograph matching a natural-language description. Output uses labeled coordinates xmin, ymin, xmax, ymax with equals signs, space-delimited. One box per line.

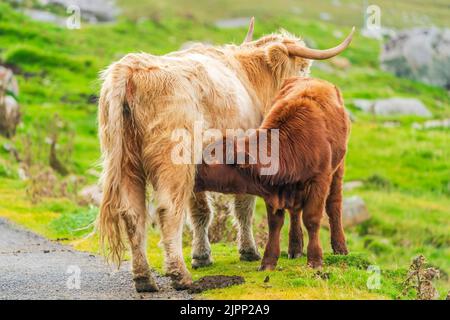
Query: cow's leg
xmin=142 ymin=132 xmax=194 ymax=290
xmin=234 ymin=194 xmax=261 ymax=261
xmin=326 ymin=164 xmax=348 ymax=255
xmin=303 ymin=178 xmax=330 ymax=268
xmin=189 ymin=192 xmax=213 ymax=269
xmin=260 ymin=204 xmax=285 ymax=271
xmin=121 ymin=172 xmax=158 ymax=292
xmin=155 ymin=194 xmax=192 ymax=290
xmin=288 ymin=209 xmax=303 ymax=259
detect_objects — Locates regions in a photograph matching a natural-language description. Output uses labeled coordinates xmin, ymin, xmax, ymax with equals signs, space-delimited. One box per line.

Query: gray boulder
xmin=343 ymin=181 xmax=364 ymax=191
xmin=353 ymin=98 xmax=432 ymax=117
xmin=0 ymin=67 xmax=21 ymax=138
xmin=35 ymin=0 xmax=118 ymax=23
xmin=215 ymin=17 xmax=252 ymax=29
xmin=381 ymin=28 xmax=450 ymax=89
xmin=322 ymin=196 xmax=371 ymax=228
xmin=79 ymin=184 xmax=102 ymax=206
xmin=412 ymin=119 xmax=450 ymax=130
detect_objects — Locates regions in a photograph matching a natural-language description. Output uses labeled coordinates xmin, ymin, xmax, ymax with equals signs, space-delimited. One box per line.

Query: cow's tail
xmin=97 ymin=63 xmax=136 ymax=266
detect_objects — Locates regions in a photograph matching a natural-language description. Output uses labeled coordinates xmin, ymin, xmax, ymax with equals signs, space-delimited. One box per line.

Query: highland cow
xmin=98 ymin=19 xmax=354 ymax=291
xmin=195 ymin=77 xmax=350 ymax=270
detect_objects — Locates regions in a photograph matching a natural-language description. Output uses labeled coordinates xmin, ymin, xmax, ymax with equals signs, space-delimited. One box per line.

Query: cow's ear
xmin=265 ymin=44 xmax=290 ymax=76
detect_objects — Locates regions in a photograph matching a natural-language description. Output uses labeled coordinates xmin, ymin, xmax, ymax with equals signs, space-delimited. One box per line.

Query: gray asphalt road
xmin=0 ymin=218 xmax=192 ymax=300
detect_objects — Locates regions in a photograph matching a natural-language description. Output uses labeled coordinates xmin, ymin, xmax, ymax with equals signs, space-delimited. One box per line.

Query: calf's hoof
xmin=307 ymin=259 xmax=323 ymax=269
xmin=134 ymin=276 xmax=159 ymax=293
xmin=258 ymin=264 xmax=276 ymax=271
xmin=239 ymin=249 xmax=261 ymax=262
xmin=332 ymin=244 xmax=349 ymax=255
xmin=192 ymin=256 xmax=213 ymax=269
xmin=288 ymin=252 xmax=303 ymax=259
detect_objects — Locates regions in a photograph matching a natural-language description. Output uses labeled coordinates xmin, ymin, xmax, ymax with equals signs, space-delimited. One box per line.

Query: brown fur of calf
xmin=195 ymin=77 xmax=351 ymax=270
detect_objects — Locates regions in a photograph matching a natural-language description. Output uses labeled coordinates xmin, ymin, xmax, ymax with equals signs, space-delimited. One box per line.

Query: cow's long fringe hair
xmin=97 ymin=63 xmax=141 ymax=265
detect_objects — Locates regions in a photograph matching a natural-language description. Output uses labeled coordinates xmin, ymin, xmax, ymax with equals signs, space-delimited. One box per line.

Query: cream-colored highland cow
xmin=98 ymin=19 xmax=354 ymax=291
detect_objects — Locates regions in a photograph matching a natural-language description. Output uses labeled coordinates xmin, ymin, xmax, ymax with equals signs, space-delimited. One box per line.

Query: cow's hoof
xmin=307 ymin=259 xmax=323 ymax=269
xmin=258 ymin=264 xmax=276 ymax=271
xmin=134 ymin=276 xmax=159 ymax=293
xmin=171 ymin=276 xmax=193 ymax=291
xmin=288 ymin=252 xmax=303 ymax=259
xmin=192 ymin=256 xmax=213 ymax=269
xmin=239 ymin=249 xmax=261 ymax=262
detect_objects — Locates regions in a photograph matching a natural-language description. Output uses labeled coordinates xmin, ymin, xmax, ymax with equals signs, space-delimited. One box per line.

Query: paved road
xmin=0 ymin=218 xmax=192 ymax=300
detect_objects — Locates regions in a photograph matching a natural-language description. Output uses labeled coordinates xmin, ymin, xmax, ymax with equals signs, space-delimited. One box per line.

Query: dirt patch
xmin=188 ymin=275 xmax=245 ymax=294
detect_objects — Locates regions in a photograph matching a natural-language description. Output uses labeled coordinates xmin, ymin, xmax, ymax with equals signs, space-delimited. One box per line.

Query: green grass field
xmin=0 ymin=1 xmax=449 ymax=299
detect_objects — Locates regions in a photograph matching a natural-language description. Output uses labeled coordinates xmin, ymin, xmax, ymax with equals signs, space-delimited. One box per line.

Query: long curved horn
xmin=243 ymin=17 xmax=255 ymax=43
xmin=286 ymin=27 xmax=355 ymax=60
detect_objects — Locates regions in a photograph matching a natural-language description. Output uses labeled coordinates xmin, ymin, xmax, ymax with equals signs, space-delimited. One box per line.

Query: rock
xmin=215 ymin=17 xmax=252 ymax=29
xmin=361 ymin=27 xmax=396 ymax=40
xmin=333 ymin=30 xmax=343 ymax=39
xmin=352 ymin=99 xmax=373 ymax=112
xmin=353 ymin=98 xmax=432 ymax=117
xmin=79 ymin=184 xmax=102 ymax=206
xmin=343 ymin=181 xmax=364 ymax=191
xmin=17 ymin=167 xmax=28 ymax=181
xmin=313 ymin=62 xmax=334 ymax=74
xmin=23 ymin=9 xmax=67 ymax=27
xmin=322 ymin=196 xmax=371 ymax=229
xmin=24 ymin=0 xmax=119 ymax=25
xmin=319 ymin=12 xmax=332 ymax=21
xmin=346 ymin=109 xmax=356 ymax=122
xmin=331 ymin=0 xmax=342 ymax=7
xmin=381 ymin=28 xmax=450 ymax=89
xmin=374 ymin=98 xmax=432 ymax=117
xmin=0 ymin=67 xmax=21 ymax=138
xmin=383 ymin=121 xmax=401 ymax=128
xmin=412 ymin=119 xmax=450 ymax=130
xmin=330 ymin=57 xmax=351 ymax=70
xmin=0 ymin=66 xmax=19 ymax=96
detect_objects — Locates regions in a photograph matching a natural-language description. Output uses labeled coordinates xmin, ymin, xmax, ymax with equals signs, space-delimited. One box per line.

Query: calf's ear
xmin=265 ymin=44 xmax=290 ymax=77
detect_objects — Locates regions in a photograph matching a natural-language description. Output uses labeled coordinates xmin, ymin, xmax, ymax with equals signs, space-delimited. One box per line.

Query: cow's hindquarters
xmin=97 ymin=63 xmax=157 ymax=292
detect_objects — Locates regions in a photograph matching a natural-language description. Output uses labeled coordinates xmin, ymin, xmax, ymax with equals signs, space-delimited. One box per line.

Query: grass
xmin=117 ymin=0 xmax=450 ymax=28
xmin=0 ymin=1 xmax=449 ymax=299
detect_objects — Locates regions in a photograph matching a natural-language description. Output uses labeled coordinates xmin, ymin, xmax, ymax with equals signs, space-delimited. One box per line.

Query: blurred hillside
xmin=118 ymin=0 xmax=450 ymax=28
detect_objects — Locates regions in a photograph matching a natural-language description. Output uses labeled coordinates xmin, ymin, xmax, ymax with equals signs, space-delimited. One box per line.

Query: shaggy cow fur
xmin=195 ymin=77 xmax=351 ymax=270
xmin=98 ymin=22 xmax=354 ymax=291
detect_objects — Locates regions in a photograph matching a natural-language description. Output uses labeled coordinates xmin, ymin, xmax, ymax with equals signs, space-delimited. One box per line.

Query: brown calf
xmin=195 ymin=77 xmax=350 ymax=270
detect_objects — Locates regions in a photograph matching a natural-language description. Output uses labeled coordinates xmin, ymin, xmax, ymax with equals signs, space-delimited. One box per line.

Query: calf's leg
xmin=325 ymin=164 xmax=348 ymax=255
xmin=260 ymin=204 xmax=285 ymax=271
xmin=189 ymin=192 xmax=213 ymax=268
xmin=288 ymin=209 xmax=303 ymax=259
xmin=303 ymin=179 xmax=330 ymax=268
xmin=234 ymin=194 xmax=261 ymax=261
